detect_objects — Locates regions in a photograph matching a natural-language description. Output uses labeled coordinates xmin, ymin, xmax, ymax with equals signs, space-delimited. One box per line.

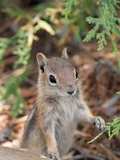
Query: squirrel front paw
xmin=91 ymin=116 xmax=105 ymax=131
xmin=47 ymin=149 xmax=61 ymax=160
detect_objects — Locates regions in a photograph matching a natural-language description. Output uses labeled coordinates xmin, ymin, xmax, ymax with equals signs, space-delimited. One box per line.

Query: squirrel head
xmin=36 ymin=48 xmax=79 ymax=97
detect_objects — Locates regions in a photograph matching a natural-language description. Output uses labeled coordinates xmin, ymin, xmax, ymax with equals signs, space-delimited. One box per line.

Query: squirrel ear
xmin=61 ymin=47 xmax=68 ymax=60
xmin=36 ymin=53 xmax=48 ymax=73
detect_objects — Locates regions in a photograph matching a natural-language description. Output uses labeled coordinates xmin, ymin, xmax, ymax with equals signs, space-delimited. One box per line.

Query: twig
xmin=100 ymin=144 xmax=119 ymax=160
xmin=25 ymin=78 xmax=36 ymax=85
xmin=0 ymin=66 xmax=28 ymax=85
xmin=0 ymin=55 xmax=18 ymax=66
xmin=102 ymin=95 xmax=120 ymax=116
xmin=70 ymin=145 xmax=105 ymax=160
xmin=103 ymin=95 xmax=120 ymax=109
xmin=70 ymin=154 xmax=105 ymax=160
xmin=87 ymin=131 xmax=104 ymax=144
xmin=10 ymin=116 xmax=28 ymax=126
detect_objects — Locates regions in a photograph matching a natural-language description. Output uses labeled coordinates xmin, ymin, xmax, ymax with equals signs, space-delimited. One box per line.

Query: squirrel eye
xmin=49 ymin=75 xmax=57 ymax=84
xmin=76 ymin=71 xmax=78 ymax=79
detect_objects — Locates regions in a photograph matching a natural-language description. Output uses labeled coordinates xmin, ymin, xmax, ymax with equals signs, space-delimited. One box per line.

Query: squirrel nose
xmin=67 ymin=90 xmax=75 ymax=95
xmin=67 ymin=85 xmax=75 ymax=95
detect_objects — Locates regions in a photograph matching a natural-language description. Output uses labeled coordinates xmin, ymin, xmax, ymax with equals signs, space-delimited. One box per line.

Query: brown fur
xmin=21 ymin=49 xmax=105 ymax=160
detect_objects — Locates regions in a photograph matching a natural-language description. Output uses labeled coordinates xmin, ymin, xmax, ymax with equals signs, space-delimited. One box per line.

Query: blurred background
xmin=0 ymin=0 xmax=120 ymax=159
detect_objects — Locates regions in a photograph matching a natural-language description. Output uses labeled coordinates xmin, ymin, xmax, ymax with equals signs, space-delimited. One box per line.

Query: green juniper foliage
xmin=88 ymin=90 xmax=120 ymax=143
xmin=62 ymin=0 xmax=79 ymax=18
xmin=84 ymin=0 xmax=120 ymax=50
xmin=0 ymin=38 xmax=10 ymax=60
xmin=63 ymin=0 xmax=120 ymax=65
xmin=0 ymin=1 xmax=56 ymax=116
xmin=84 ymin=0 xmax=120 ymax=67
xmin=106 ymin=117 xmax=120 ymax=139
xmin=88 ymin=117 xmax=120 ymax=143
xmin=0 ymin=69 xmax=28 ymax=117
xmin=0 ymin=0 xmax=120 ymax=120
xmin=116 ymin=91 xmax=120 ymax=95
xmin=62 ymin=0 xmax=98 ymax=42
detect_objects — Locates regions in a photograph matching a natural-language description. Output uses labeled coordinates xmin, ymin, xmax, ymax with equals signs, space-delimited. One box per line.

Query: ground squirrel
xmin=21 ymin=48 xmax=105 ymax=160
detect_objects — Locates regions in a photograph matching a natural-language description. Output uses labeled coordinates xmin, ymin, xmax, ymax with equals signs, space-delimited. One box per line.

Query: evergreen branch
xmin=62 ymin=0 xmax=79 ymax=18
xmin=0 ymin=4 xmax=56 ymax=116
xmin=116 ymin=91 xmax=120 ymax=95
xmin=84 ymin=0 xmax=120 ymax=52
xmin=88 ymin=117 xmax=120 ymax=143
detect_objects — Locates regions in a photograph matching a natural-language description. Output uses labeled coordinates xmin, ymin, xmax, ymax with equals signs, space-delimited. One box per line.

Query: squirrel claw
xmin=49 ymin=154 xmax=61 ymax=160
xmin=47 ymin=150 xmax=60 ymax=160
xmin=91 ymin=116 xmax=105 ymax=131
